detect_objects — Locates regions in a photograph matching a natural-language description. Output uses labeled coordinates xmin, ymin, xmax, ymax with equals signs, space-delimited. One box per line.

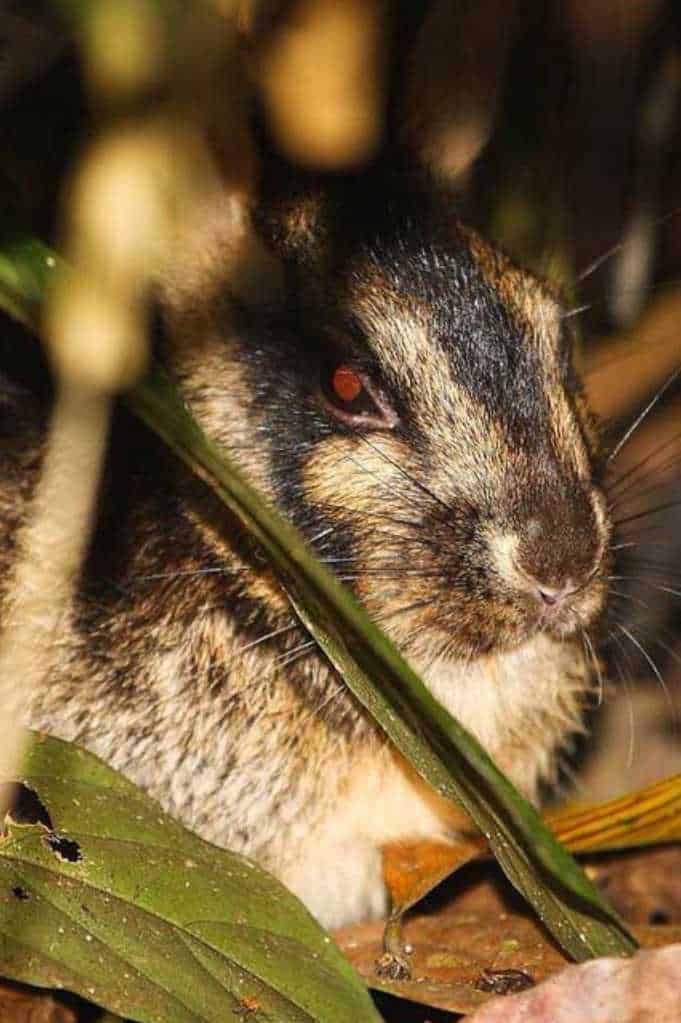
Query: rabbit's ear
xmin=253 ymin=180 xmax=331 ymax=268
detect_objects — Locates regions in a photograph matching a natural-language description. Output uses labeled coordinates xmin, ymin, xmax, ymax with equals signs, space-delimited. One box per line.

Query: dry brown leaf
xmin=0 ymin=981 xmax=76 ymax=1023
xmin=334 ymin=865 xmax=681 ymax=1017
xmin=382 ymin=836 xmax=486 ymax=916
xmin=584 ymin=846 xmax=681 ymax=925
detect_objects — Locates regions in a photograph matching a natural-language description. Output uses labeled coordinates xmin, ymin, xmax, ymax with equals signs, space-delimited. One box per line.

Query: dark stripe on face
xmin=365 ymin=232 xmax=552 ymax=449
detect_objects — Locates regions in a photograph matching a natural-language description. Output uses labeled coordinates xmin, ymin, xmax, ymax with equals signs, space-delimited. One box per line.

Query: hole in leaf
xmin=11 ymin=886 xmax=29 ymax=901
xmin=0 ymin=782 xmax=53 ymax=833
xmin=45 ymin=834 xmax=82 ymax=862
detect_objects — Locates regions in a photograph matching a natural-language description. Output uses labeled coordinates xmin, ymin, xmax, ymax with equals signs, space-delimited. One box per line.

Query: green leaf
xmin=0 ymin=732 xmax=381 ymax=1023
xmin=0 ymin=236 xmax=59 ymax=330
xmin=0 ymin=232 xmax=637 ymax=965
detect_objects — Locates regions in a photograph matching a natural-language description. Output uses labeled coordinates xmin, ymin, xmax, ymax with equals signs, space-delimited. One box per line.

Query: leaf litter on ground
xmin=335 ymin=847 xmax=681 ymax=1017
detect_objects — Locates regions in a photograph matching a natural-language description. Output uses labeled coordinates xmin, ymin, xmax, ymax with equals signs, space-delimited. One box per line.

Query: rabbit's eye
xmin=320 ymin=360 xmax=397 ymax=429
xmin=331 ymin=365 xmax=363 ymax=403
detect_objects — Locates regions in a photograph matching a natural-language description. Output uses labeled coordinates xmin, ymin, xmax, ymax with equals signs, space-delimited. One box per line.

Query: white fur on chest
xmin=417 ymin=633 xmax=586 ymax=784
xmin=282 ymin=632 xmax=587 ymax=927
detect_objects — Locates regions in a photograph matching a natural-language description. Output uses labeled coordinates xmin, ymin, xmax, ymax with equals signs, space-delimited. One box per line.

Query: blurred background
xmin=1 ymin=0 xmax=680 ymax=800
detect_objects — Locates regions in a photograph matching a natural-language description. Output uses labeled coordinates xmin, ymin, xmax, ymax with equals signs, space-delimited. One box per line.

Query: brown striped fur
xmin=1 ymin=166 xmax=610 ymax=927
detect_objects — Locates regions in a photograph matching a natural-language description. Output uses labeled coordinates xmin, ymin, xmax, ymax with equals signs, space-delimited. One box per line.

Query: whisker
xmin=339 ymin=568 xmax=449 ymax=580
xmin=624 ymin=624 xmax=681 ymax=726
xmin=606 ymin=366 xmax=681 ymax=467
xmin=575 ymin=207 xmax=681 ymax=284
xmin=127 ymin=566 xmax=232 ymax=583
xmin=611 ymin=539 xmax=681 ymax=552
xmin=649 ymin=635 xmax=681 ymax=719
xmin=609 ymin=475 xmax=681 ymax=517
xmin=295 ymin=685 xmax=346 ymax=727
xmin=356 ymin=434 xmax=464 ymax=536
xmin=302 ymin=505 xmax=426 ymax=535
xmin=607 ymin=575 xmax=681 ymax=600
xmin=234 ymin=622 xmax=301 ymax=656
xmin=606 ymin=587 xmax=652 ymax=612
xmin=617 ymin=562 xmax=681 ymax=585
xmin=613 ymin=496 xmax=681 ymax=528
xmin=561 ymin=302 xmax=592 ymax=320
xmin=274 ymin=639 xmax=317 ymax=669
xmin=582 ymin=628 xmax=604 ymax=706
xmin=368 ymin=513 xmax=428 ymax=531
xmin=375 ymin=596 xmax=433 ymax=627
xmin=345 ymin=452 xmax=409 ymax=503
xmin=615 ymin=558 xmax=681 ymax=581
xmin=614 ymin=523 xmax=673 ymax=545
xmin=308 ymin=525 xmax=337 ymax=545
xmin=609 ymin=463 xmax=681 ymax=515
xmin=606 ymin=629 xmax=638 ymax=770
xmin=572 ymin=280 xmax=681 ymax=327
xmin=616 ymin=623 xmax=672 ymax=715
xmin=366 ymin=527 xmax=441 ymax=552
xmin=576 ymin=240 xmax=629 ymax=284
xmin=606 ymin=426 xmax=681 ymax=497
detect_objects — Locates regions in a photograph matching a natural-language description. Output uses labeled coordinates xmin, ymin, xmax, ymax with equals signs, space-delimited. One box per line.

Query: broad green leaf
xmin=0 ymin=732 xmax=380 ymax=1023
xmin=0 ymin=232 xmax=637 ymax=964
